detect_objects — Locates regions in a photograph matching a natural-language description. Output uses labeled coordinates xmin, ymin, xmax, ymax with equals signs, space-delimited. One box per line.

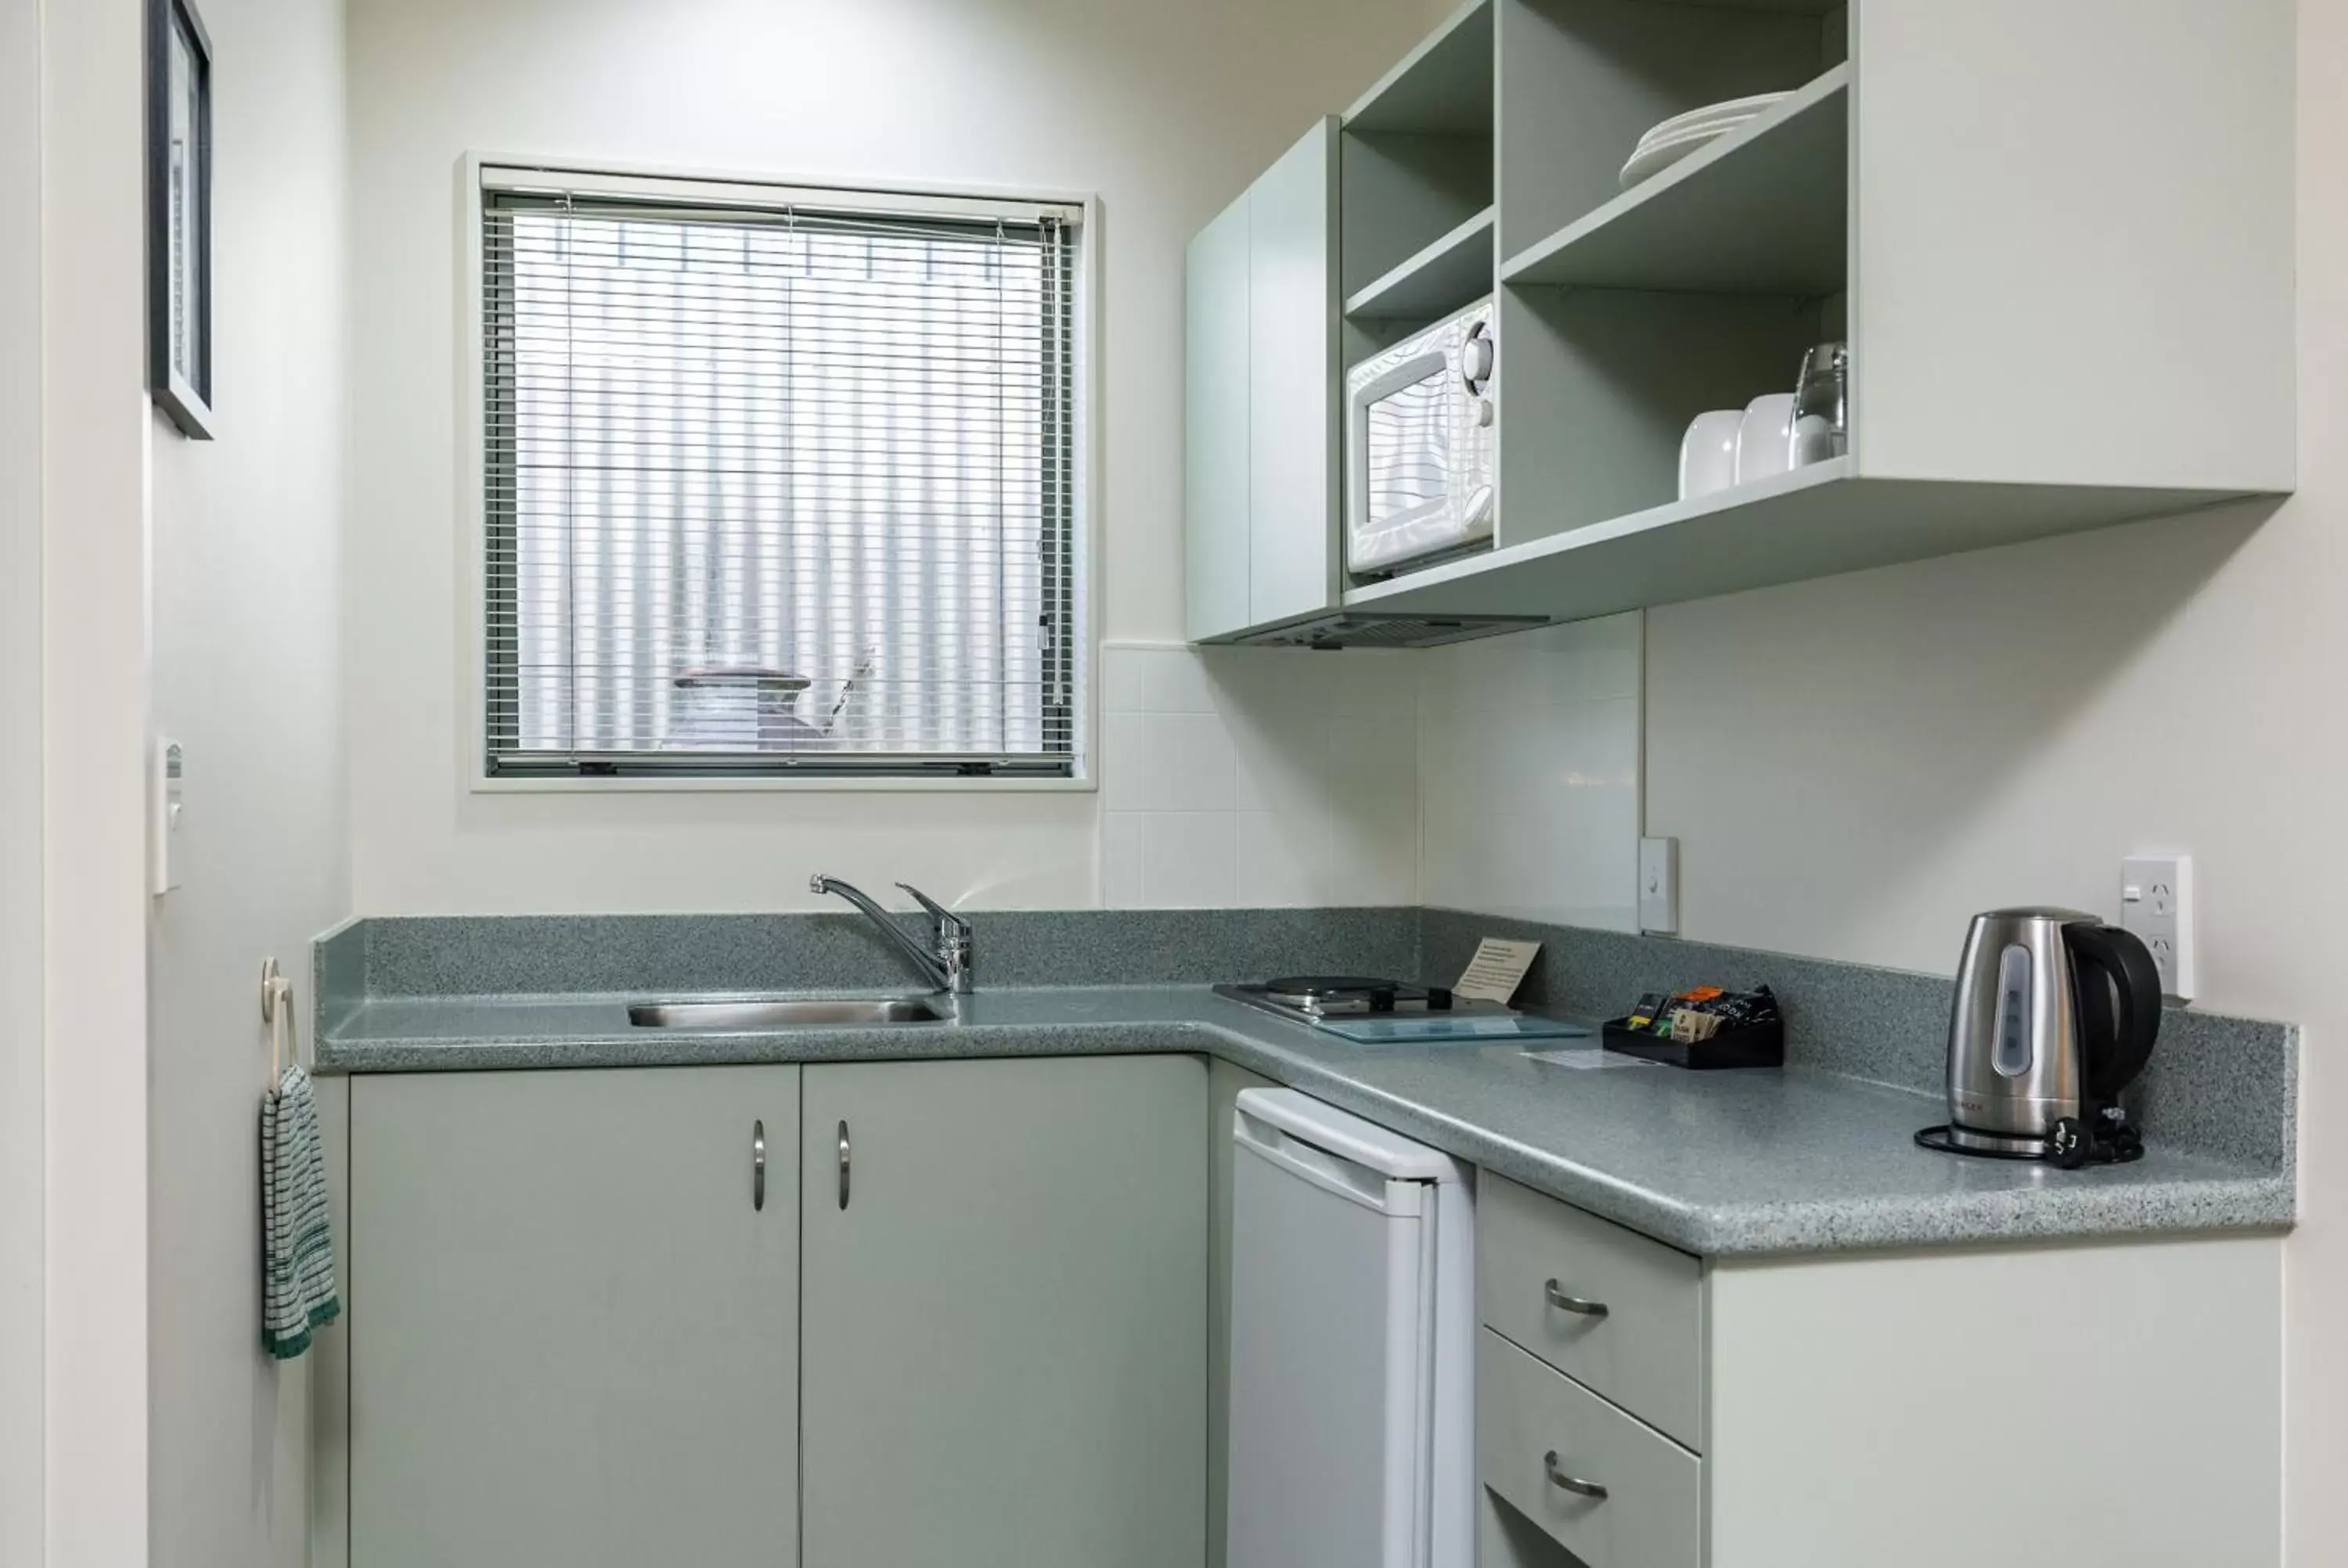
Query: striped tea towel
xmin=261 ymin=1063 xmax=341 ymax=1359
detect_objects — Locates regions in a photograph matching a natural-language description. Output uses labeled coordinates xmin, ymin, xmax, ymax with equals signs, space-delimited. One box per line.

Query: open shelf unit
xmin=1331 ymin=0 xmax=1860 ymax=600
xmin=1187 ymin=0 xmax=2293 ymax=644
xmin=1345 ymin=0 xmax=1493 ymax=135
xmin=1502 ymin=64 xmax=1847 ymax=294
xmin=1339 ymin=0 xmax=1495 ymax=316
xmin=1345 ymin=207 xmax=1494 ymax=321
xmin=1486 ymin=282 xmax=1834 ymax=556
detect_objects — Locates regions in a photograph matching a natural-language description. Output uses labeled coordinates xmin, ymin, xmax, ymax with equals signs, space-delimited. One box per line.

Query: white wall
xmin=1642 ymin=3 xmax=2335 ymax=1553
xmin=0 ymin=0 xmax=43 ymax=1556
xmin=143 ymin=0 xmax=350 ymax=1563
xmin=1420 ymin=614 xmax=1640 ymax=927
xmin=344 ymin=0 xmax=1440 ymax=915
xmin=39 ymin=0 xmax=153 ymax=1562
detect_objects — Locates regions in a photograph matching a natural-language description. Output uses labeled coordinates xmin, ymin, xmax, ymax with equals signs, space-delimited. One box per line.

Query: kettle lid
xmin=1973 ymin=905 xmax=2100 ymax=924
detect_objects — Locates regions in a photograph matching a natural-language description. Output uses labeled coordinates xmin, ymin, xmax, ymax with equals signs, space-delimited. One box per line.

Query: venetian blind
xmin=481 ymin=173 xmax=1082 ymax=778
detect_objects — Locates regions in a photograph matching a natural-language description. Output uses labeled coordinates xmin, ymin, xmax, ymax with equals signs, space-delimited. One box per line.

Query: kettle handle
xmin=2067 ymin=922 xmax=2163 ymax=1101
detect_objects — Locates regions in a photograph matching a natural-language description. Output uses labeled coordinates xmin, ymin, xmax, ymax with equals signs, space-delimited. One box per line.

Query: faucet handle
xmin=895 ymin=882 xmax=971 ymax=935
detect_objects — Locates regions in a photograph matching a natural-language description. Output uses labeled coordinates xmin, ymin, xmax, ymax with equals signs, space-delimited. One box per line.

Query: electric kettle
xmin=1919 ymin=908 xmax=2162 ymax=1167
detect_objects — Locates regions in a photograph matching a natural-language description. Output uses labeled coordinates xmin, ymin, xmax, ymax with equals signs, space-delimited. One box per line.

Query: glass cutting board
xmin=1313 ymin=1014 xmax=1592 ymax=1045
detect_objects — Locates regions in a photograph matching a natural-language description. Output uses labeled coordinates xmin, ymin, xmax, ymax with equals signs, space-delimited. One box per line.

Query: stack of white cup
xmin=1676 ymin=343 xmax=1848 ymax=502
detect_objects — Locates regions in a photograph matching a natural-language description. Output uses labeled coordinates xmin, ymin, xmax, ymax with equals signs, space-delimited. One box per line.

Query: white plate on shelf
xmin=1619 ymin=92 xmax=1792 ymax=189
xmin=1619 ymin=124 xmax=1747 ymax=189
xmin=1634 ymin=92 xmax=1790 ymax=150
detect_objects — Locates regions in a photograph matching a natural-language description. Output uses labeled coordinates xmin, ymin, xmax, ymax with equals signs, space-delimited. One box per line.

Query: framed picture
xmin=147 ymin=0 xmax=213 ymax=439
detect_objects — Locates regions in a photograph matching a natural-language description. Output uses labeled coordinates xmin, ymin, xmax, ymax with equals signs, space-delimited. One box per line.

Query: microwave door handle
xmin=1350 ymin=351 xmax=1452 ymax=412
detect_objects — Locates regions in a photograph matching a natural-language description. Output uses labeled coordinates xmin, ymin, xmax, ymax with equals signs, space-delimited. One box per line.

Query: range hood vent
xmin=1229 ymin=611 xmax=1550 ymax=649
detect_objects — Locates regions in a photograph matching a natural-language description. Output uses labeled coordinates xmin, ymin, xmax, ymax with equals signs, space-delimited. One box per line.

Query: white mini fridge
xmin=1226 ymin=1088 xmax=1475 ymax=1568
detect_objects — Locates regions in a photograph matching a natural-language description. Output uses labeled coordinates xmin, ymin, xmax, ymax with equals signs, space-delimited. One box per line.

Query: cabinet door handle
xmin=837 ymin=1120 xmax=852 ymax=1210
xmin=1543 ymin=1451 xmax=1608 ymax=1501
xmin=1545 ymin=1279 xmax=1608 ymax=1318
xmin=752 ymin=1120 xmax=766 ymax=1211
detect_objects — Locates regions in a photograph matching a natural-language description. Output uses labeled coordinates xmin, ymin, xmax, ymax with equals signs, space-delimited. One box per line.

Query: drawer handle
xmin=1545 ymin=1279 xmax=1609 ymax=1318
xmin=1544 ymin=1451 xmax=1608 ymax=1501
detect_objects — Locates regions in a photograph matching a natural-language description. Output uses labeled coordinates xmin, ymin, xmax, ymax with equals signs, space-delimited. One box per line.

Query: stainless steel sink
xmin=628 ymin=995 xmax=949 ymax=1029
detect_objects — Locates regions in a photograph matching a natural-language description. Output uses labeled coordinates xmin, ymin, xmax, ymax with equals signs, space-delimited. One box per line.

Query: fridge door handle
xmin=1233 ymin=1112 xmax=1406 ymax=1214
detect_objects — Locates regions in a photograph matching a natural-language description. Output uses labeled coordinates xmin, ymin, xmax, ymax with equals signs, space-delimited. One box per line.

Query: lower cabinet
xmin=344 ymin=1056 xmax=1207 ymax=1568
xmin=333 ymin=1059 xmax=2285 ymax=1568
xmin=800 ymin=1056 xmax=1208 ymax=1568
xmin=1473 ymin=1173 xmax=2285 ymax=1568
xmin=1478 ymin=1330 xmax=1701 ymax=1568
xmin=348 ymin=1065 xmax=804 ymax=1568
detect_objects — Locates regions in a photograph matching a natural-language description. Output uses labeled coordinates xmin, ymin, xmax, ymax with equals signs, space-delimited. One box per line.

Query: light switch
xmin=151 ymin=739 xmax=183 ymax=896
xmin=1639 ymin=836 xmax=1678 ymax=934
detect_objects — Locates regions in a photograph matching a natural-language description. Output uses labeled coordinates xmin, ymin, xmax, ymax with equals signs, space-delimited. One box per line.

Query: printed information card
xmin=1455 ymin=937 xmax=1541 ymax=1004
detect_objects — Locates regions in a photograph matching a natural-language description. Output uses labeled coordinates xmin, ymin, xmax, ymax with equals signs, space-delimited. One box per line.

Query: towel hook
xmin=261 ymin=958 xmax=298 ymax=1086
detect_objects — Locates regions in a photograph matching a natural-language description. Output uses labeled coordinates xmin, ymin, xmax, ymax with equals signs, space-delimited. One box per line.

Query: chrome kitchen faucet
xmin=810 ymin=875 xmax=974 ymax=994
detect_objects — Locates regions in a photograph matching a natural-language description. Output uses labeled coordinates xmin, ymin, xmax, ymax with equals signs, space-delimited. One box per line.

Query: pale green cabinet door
xmin=349 ymin=1066 xmax=801 ymax=1568
xmin=801 ymin=1056 xmax=1208 ymax=1568
xmin=1186 ymin=190 xmax=1253 ymax=642
xmin=1245 ymin=117 xmax=1340 ymax=629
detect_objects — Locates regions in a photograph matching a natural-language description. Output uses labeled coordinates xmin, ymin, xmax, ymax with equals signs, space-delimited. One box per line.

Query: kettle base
xmin=1916 ymin=1115 xmax=2145 ymax=1169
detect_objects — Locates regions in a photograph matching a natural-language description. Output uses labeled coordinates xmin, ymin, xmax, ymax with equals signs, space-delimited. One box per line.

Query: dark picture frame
xmin=146 ymin=0 xmax=214 ymax=439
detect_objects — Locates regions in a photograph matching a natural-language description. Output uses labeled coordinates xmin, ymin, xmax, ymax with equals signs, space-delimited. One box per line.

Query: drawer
xmin=1478 ymin=1173 xmax=1704 ymax=1448
xmin=1478 ymin=1329 xmax=1702 ymax=1568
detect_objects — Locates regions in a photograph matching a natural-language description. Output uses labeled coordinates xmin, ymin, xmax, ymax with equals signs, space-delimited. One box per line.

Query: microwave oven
xmin=1344 ymin=297 xmax=1496 ymax=577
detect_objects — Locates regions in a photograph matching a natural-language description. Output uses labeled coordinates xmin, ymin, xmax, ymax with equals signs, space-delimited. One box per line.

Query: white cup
xmin=1734 ymin=393 xmax=1796 ymax=486
xmin=1678 ymin=409 xmax=1743 ymax=501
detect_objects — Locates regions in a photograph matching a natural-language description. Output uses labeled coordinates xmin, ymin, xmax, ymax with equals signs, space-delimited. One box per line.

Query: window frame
xmin=457 ymin=153 xmax=1100 ymax=793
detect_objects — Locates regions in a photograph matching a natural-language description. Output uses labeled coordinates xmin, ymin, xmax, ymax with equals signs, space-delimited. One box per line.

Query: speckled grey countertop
xmin=316 ymin=983 xmax=2293 ymax=1258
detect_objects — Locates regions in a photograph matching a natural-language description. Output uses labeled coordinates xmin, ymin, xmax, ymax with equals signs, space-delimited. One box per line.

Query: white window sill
xmin=469 ymin=772 xmax=1097 ymax=796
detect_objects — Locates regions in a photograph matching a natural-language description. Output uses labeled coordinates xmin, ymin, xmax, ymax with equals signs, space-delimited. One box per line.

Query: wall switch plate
xmin=151 ymin=739 xmax=183 ymax=897
xmin=2120 ymin=853 xmax=2192 ymax=1002
xmin=1638 ymin=836 xmax=1678 ymax=934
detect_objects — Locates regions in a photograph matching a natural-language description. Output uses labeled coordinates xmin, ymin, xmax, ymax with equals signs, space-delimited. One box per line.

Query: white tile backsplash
xmin=1099 ymin=712 xmax=1147 ymax=811
xmin=1102 ymin=810 xmax=1147 ymax=905
xmin=1099 ymin=617 xmax=1640 ymax=920
xmin=1139 ymin=713 xmax=1237 ymax=811
xmin=1135 ymin=811 xmax=1237 ymax=907
xmin=1101 ymin=642 xmax=1417 ymax=909
xmin=1101 ymin=645 xmax=1223 ymax=715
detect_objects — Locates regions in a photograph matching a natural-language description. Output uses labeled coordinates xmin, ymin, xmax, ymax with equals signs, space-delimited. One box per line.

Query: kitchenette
xmin=294 ymin=0 xmax=2298 ymax=1558
xmin=303 ymin=896 xmax=2292 ymax=1568
xmin=15 ymin=0 xmax=2321 ymax=1566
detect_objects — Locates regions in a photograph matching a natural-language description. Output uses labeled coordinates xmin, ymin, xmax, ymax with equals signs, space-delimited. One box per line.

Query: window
xmin=477 ymin=167 xmax=1085 ymax=780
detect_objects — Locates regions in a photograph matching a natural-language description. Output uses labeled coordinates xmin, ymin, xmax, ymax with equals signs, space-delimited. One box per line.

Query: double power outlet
xmin=2119 ymin=853 xmax=2194 ymax=1003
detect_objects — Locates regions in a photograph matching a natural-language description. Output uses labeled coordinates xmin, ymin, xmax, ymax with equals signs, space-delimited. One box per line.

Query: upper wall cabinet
xmin=1184 ymin=0 xmax=2295 ymax=640
xmin=1186 ymin=120 xmax=1341 ymax=642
